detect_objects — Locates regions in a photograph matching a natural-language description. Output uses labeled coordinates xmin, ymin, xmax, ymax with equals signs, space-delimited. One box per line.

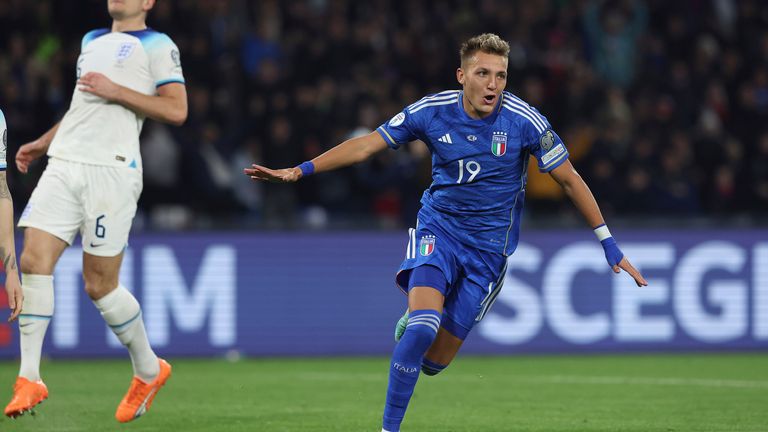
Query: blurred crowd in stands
xmin=1 ymin=0 xmax=767 ymax=230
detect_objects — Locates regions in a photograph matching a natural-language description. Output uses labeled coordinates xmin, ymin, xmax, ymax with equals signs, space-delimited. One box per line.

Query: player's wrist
xmin=110 ymin=85 xmax=124 ymax=103
xmin=594 ymin=224 xmax=624 ymax=266
xmin=36 ymin=137 xmax=52 ymax=150
xmin=593 ymin=224 xmax=612 ymax=242
xmin=5 ymin=269 xmax=20 ymax=284
xmin=297 ymin=161 xmax=315 ymax=178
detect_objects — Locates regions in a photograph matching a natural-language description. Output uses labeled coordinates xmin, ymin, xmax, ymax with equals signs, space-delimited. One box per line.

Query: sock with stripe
xmin=421 ymin=358 xmax=447 ymax=376
xmin=18 ymin=274 xmax=54 ymax=382
xmin=93 ymin=285 xmax=159 ymax=383
xmin=382 ymin=309 xmax=441 ymax=432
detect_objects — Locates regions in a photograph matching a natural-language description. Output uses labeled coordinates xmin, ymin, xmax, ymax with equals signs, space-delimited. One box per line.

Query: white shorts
xmin=19 ymin=158 xmax=143 ymax=257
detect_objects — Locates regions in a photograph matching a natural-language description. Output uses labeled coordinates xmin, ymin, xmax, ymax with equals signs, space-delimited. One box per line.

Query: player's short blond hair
xmin=459 ymin=33 xmax=510 ymax=66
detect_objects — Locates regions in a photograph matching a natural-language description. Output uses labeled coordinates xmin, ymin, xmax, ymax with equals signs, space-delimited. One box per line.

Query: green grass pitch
xmin=0 ymin=353 xmax=766 ymax=431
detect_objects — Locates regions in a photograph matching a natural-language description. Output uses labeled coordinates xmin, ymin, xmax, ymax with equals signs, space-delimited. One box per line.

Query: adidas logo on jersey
xmin=437 ymin=133 xmax=453 ymax=144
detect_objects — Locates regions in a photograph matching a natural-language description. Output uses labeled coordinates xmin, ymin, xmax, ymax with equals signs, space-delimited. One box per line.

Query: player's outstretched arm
xmin=15 ymin=122 xmax=59 ymax=174
xmin=0 ymin=172 xmax=21 ymax=321
xmin=244 ymin=131 xmax=389 ymax=183
xmin=549 ymin=159 xmax=648 ymax=287
xmin=77 ymin=72 xmax=187 ymax=126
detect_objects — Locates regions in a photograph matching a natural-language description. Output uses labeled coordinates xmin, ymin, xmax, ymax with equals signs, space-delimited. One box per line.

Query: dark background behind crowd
xmin=1 ymin=0 xmax=767 ymax=231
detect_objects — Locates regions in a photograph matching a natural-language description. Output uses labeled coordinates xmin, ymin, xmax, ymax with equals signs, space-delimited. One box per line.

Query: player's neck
xmin=112 ymin=17 xmax=147 ymax=33
xmin=461 ymin=96 xmax=489 ymax=120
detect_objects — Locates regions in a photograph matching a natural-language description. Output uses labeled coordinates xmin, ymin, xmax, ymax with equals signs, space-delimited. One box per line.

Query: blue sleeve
xmin=376 ymin=108 xmax=425 ymax=150
xmin=523 ymin=113 xmax=569 ymax=173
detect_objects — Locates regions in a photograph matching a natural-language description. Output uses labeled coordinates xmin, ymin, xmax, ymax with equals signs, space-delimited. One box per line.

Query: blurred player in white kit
xmin=5 ymin=0 xmax=187 ymax=422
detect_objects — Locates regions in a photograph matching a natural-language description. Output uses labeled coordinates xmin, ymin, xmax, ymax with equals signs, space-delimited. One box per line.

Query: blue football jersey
xmin=376 ymin=90 xmax=569 ymax=256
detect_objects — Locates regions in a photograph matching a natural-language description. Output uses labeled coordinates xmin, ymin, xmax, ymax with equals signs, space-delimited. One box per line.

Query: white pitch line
xmin=521 ymin=375 xmax=768 ymax=389
xmin=295 ymin=372 xmax=768 ymax=389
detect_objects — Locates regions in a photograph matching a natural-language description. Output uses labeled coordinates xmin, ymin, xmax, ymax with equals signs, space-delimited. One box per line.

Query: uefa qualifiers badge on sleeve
xmin=171 ymin=49 xmax=181 ymax=67
xmin=540 ymin=130 xmax=565 ymax=165
xmin=540 ymin=130 xmax=555 ymax=151
xmin=389 ymin=112 xmax=406 ymax=127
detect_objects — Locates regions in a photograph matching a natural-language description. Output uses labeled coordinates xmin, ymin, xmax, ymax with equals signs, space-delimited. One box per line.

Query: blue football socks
xmin=382 ymin=309 xmax=441 ymax=431
xmin=421 ymin=358 xmax=447 ymax=376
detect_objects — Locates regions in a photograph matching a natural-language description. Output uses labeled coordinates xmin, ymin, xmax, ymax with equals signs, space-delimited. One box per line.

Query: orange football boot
xmin=4 ymin=377 xmax=48 ymax=418
xmin=115 ymin=359 xmax=172 ymax=423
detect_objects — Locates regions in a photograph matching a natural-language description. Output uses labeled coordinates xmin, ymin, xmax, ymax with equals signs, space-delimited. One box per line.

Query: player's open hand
xmin=613 ymin=257 xmax=648 ymax=287
xmin=78 ymin=72 xmax=121 ymax=101
xmin=244 ymin=164 xmax=302 ymax=183
xmin=16 ymin=139 xmax=48 ymax=173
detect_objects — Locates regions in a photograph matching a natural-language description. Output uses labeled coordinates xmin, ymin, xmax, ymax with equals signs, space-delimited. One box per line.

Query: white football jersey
xmin=47 ymin=28 xmax=185 ymax=170
xmin=0 ymin=109 xmax=7 ymax=171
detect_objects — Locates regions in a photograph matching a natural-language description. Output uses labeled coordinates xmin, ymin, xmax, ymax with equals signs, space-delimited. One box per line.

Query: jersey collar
xmin=457 ymin=91 xmax=502 ymax=124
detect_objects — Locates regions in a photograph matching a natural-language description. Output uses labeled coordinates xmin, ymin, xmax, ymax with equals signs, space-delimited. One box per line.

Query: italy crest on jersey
xmin=419 ymin=235 xmax=436 ymax=256
xmin=491 ymin=131 xmax=507 ymax=157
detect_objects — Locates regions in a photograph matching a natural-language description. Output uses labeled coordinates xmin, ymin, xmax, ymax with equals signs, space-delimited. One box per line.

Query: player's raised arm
xmin=244 ymin=131 xmax=389 ymax=183
xmin=549 ymin=159 xmax=648 ymax=287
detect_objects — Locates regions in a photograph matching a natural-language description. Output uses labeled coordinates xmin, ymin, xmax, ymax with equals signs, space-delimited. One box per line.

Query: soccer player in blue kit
xmin=245 ymin=33 xmax=648 ymax=432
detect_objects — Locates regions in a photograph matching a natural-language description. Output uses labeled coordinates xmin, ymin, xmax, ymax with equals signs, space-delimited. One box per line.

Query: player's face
xmin=457 ymin=52 xmax=508 ymax=119
xmin=108 ymin=0 xmax=153 ymax=20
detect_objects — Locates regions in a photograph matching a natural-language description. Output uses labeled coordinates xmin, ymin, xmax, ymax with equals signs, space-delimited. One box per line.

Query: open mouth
xmin=483 ymin=94 xmax=496 ymax=105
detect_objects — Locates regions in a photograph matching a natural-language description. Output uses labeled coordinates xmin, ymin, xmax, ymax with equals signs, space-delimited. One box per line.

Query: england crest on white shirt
xmin=116 ymin=42 xmax=136 ymax=62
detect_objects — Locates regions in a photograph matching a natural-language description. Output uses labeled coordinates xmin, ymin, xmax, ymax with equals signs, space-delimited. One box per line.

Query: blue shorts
xmin=395 ymin=219 xmax=508 ymax=340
